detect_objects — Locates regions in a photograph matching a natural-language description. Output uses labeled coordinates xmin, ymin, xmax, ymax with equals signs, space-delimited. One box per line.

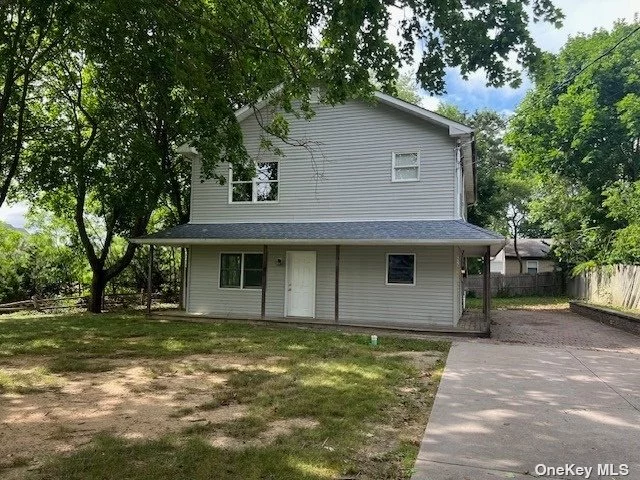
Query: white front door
xmin=286 ymin=251 xmax=316 ymax=317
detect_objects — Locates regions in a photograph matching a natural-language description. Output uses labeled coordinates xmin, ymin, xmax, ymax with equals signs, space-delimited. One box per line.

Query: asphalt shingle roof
xmin=133 ymin=220 xmax=504 ymax=243
xmin=504 ymin=238 xmax=553 ymax=258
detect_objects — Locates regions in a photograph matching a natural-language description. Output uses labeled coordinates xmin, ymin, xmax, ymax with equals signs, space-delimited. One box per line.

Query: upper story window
xmin=392 ymin=152 xmax=420 ymax=182
xmin=229 ymin=161 xmax=279 ymax=203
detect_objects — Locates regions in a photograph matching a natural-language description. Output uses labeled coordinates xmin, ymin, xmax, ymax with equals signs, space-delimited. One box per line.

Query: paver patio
xmin=413 ymin=309 xmax=640 ymax=480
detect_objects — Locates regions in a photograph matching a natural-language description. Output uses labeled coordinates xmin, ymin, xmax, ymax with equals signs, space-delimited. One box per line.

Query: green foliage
xmin=508 ymin=21 xmax=640 ymax=266
xmin=436 ymin=104 xmax=523 ymax=235
xmin=0 ymin=0 xmax=77 ymax=206
xmin=392 ymin=73 xmax=422 ymax=105
xmin=3 ymin=0 xmax=564 ymax=311
xmin=0 ymin=221 xmax=81 ymax=303
xmin=602 ymin=180 xmax=640 ymax=264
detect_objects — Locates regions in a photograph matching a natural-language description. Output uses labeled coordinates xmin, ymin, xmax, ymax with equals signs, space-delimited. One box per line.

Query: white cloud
xmin=0 ymin=201 xmax=29 ymax=228
xmin=530 ymin=0 xmax=638 ymax=53
xmin=420 ymin=95 xmax=441 ymax=111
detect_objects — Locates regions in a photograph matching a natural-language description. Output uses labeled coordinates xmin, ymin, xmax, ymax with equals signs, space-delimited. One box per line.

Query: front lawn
xmin=465 ymin=295 xmax=570 ymax=310
xmin=0 ymin=312 xmax=448 ymax=480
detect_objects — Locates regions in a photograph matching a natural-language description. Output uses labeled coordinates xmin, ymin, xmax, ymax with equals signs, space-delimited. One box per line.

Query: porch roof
xmin=131 ymin=220 xmax=505 ymax=255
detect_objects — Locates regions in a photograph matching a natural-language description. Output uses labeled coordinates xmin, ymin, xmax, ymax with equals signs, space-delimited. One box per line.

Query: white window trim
xmin=391 ymin=151 xmax=420 ymax=183
xmin=385 ymin=253 xmax=416 ymax=286
xmin=228 ymin=160 xmax=280 ymax=204
xmin=526 ymin=260 xmax=539 ymax=274
xmin=218 ymin=252 xmax=263 ymax=290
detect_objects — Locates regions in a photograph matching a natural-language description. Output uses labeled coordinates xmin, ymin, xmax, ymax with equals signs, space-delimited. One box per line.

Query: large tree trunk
xmin=89 ymin=270 xmax=106 ymax=313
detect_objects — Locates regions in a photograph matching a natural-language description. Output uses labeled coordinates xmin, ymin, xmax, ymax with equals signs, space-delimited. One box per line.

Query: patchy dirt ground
xmin=0 ymin=350 xmax=443 ymax=479
xmin=0 ymin=354 xmax=313 ymax=476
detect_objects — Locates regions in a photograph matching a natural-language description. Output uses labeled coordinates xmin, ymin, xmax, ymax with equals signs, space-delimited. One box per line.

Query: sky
xmin=1 ymin=0 xmax=638 ymax=229
xmin=419 ymin=0 xmax=639 ymax=113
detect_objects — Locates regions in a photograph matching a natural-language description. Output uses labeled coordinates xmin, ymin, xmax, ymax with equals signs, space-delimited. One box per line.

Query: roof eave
xmin=373 ymin=92 xmax=474 ymax=136
xmin=131 ymin=236 xmax=505 ymax=254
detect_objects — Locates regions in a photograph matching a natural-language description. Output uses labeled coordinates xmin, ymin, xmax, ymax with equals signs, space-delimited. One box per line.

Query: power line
xmin=552 ymin=24 xmax=640 ymax=94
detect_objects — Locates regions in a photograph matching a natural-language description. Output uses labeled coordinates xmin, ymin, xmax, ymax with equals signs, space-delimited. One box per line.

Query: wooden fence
xmin=568 ymin=264 xmax=640 ymax=311
xmin=466 ymin=272 xmax=565 ymax=297
xmin=0 ymin=292 xmax=169 ymax=314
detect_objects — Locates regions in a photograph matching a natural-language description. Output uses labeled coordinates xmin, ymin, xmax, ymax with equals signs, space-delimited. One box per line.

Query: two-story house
xmin=133 ymin=92 xmax=505 ymax=330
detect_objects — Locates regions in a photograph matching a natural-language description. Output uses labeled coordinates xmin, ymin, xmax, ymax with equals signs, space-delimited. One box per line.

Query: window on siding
xmin=230 ymin=162 xmax=279 ymax=203
xmin=392 ymin=152 xmax=419 ymax=182
xmin=220 ymin=253 xmax=263 ymax=289
xmin=386 ymin=254 xmax=416 ymax=285
xmin=526 ymin=260 xmax=538 ymax=275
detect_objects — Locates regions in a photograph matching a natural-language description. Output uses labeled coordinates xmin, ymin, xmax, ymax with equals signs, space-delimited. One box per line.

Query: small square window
xmin=387 ymin=254 xmax=416 ymax=285
xmin=392 ymin=152 xmax=419 ymax=182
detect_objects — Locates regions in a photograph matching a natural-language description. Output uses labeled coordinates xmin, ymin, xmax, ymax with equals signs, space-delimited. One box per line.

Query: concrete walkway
xmin=413 ymin=313 xmax=640 ymax=479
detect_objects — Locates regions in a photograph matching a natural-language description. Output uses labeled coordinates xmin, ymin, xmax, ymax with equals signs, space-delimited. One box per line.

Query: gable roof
xmin=372 ymin=92 xmax=473 ymax=136
xmin=235 ymin=89 xmax=473 ymax=137
xmin=504 ymin=238 xmax=553 ymax=259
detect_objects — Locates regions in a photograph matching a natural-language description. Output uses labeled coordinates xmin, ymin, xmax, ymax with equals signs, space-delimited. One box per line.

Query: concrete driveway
xmin=413 ymin=309 xmax=640 ymax=480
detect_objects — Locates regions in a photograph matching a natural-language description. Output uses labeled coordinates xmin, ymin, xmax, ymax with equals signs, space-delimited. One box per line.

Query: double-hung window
xmin=392 ymin=152 xmax=420 ymax=182
xmin=526 ymin=260 xmax=539 ymax=275
xmin=229 ymin=161 xmax=279 ymax=203
xmin=386 ymin=253 xmax=416 ymax=285
xmin=220 ymin=253 xmax=263 ymax=289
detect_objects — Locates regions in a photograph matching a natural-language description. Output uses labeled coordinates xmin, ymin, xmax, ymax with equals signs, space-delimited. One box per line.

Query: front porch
xmin=132 ymin=219 xmax=504 ymax=335
xmin=150 ymin=307 xmax=490 ymax=337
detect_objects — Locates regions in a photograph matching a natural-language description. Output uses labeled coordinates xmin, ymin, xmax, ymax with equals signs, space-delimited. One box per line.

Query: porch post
xmin=178 ymin=247 xmax=186 ymax=310
xmin=261 ymin=245 xmax=268 ymax=319
xmin=334 ymin=245 xmax=340 ymax=323
xmin=483 ymin=246 xmax=491 ymax=322
xmin=147 ymin=244 xmax=154 ymax=315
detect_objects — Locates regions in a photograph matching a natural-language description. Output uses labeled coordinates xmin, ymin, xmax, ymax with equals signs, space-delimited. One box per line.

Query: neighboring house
xmin=490 ymin=238 xmax=555 ymax=275
xmin=133 ymin=92 xmax=505 ymax=329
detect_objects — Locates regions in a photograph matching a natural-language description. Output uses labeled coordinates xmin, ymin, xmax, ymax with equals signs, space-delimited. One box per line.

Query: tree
xmin=501 ymin=174 xmax=534 ymax=273
xmin=23 ymin=51 xmax=165 ymax=312
xmin=507 ymin=21 xmax=640 ymax=267
xmin=0 ymin=0 xmax=74 ymax=208
xmin=16 ymin=0 xmax=563 ymax=312
xmin=602 ymin=180 xmax=640 ymax=264
xmin=436 ymin=104 xmax=516 ymax=234
xmin=393 ymin=73 xmax=422 ymax=105
xmin=0 ymin=220 xmax=82 ymax=302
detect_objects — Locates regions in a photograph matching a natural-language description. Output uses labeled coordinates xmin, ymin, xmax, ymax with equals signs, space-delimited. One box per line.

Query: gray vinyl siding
xmin=339 ymin=246 xmax=454 ymax=327
xmin=190 ymin=100 xmax=457 ymax=223
xmin=187 ymin=245 xmax=262 ymax=317
xmin=187 ymin=244 xmax=455 ymax=326
xmin=187 ymin=245 xmax=335 ymax=319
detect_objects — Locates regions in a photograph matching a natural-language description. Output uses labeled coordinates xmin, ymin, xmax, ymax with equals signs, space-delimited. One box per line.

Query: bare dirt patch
xmin=0 ymin=354 xmax=297 ymax=476
xmin=355 ymin=350 xmax=445 ymax=474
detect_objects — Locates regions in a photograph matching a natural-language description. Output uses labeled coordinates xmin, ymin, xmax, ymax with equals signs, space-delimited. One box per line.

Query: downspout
xmin=455 ymin=140 xmax=462 ymax=219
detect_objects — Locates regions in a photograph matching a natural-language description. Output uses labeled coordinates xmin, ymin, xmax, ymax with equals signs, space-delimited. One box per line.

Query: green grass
xmin=0 ymin=366 xmax=63 ymax=393
xmin=466 ymin=295 xmax=569 ymax=310
xmin=585 ymin=301 xmax=640 ymax=316
xmin=0 ymin=311 xmax=449 ymax=479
